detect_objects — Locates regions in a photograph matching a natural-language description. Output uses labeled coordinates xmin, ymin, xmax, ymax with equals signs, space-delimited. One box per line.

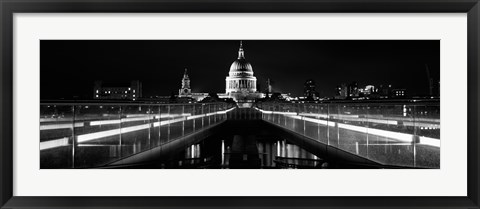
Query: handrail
xmin=40 ymin=101 xmax=231 ymax=106
xmin=255 ymin=102 xmax=440 ymax=168
xmin=40 ymin=103 xmax=234 ymax=168
xmin=256 ymin=99 xmax=440 ymax=105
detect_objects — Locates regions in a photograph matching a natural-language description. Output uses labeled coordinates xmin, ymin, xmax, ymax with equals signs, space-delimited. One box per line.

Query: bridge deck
xmin=39 ymin=102 xmax=440 ymax=168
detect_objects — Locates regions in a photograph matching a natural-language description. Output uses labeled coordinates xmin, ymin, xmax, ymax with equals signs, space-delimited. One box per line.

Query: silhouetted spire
xmin=183 ymin=68 xmax=189 ymax=79
xmin=238 ymin=41 xmax=245 ymax=59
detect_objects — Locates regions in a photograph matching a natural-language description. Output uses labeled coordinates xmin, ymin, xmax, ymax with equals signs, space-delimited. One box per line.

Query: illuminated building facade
xmin=93 ymin=80 xmax=142 ymax=100
xmin=225 ymin=41 xmax=262 ymax=103
xmin=178 ymin=68 xmax=192 ymax=97
xmin=363 ymin=85 xmax=377 ymax=95
xmin=175 ymin=41 xmax=264 ymax=105
xmin=177 ymin=68 xmax=209 ymax=102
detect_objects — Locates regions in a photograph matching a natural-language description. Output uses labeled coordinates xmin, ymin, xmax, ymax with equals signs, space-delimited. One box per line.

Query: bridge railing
xmin=255 ymin=102 xmax=440 ymax=168
xmin=40 ymin=102 xmax=235 ymax=168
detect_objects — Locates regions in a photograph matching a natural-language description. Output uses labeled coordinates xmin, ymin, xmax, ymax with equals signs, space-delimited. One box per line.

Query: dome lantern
xmin=238 ymin=40 xmax=245 ymax=59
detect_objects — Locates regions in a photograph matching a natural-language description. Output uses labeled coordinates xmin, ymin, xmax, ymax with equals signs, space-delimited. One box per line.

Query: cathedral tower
xmin=179 ymin=68 xmax=191 ymax=97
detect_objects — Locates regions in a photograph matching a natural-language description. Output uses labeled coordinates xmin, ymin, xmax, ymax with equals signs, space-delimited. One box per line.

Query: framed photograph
xmin=1 ymin=0 xmax=479 ymax=208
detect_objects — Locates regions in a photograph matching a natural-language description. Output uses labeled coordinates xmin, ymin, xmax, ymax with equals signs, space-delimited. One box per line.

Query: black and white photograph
xmin=40 ymin=40 xmax=440 ymax=169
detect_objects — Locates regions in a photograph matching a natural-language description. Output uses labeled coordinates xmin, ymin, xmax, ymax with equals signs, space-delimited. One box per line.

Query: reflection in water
xmin=258 ymin=139 xmax=324 ymax=169
xmin=174 ymin=136 xmax=325 ymax=169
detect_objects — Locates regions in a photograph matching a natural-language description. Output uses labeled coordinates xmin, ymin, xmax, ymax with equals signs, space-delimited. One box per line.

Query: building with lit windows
xmin=93 ymin=80 xmax=142 ymax=100
xmin=378 ymin=84 xmax=393 ymax=98
xmin=335 ymin=83 xmax=348 ymax=99
xmin=392 ymin=89 xmax=406 ymax=98
xmin=303 ymin=79 xmax=319 ymax=100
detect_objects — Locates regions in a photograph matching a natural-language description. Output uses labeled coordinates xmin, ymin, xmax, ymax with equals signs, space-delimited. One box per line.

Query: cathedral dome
xmin=225 ymin=41 xmax=258 ymax=96
xmin=228 ymin=41 xmax=254 ymax=77
xmin=230 ymin=59 xmax=253 ymax=73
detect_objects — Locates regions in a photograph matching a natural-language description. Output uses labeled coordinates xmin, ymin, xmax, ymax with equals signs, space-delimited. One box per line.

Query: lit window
xmin=125 ymin=91 xmax=127 ymax=93
xmin=133 ymin=90 xmax=135 ymax=93
xmin=133 ymin=95 xmax=136 ymax=97
xmin=96 ymin=95 xmax=98 ymax=98
xmin=128 ymin=88 xmax=131 ymax=90
xmin=96 ymin=90 xmax=99 ymax=93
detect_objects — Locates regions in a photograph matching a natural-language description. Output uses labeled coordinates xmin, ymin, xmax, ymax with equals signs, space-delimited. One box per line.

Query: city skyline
xmin=40 ymin=40 xmax=440 ymax=99
xmin=40 ymin=40 xmax=441 ymax=169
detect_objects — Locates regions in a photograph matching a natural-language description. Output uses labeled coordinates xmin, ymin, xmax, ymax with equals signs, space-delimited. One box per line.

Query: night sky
xmin=40 ymin=40 xmax=439 ymax=100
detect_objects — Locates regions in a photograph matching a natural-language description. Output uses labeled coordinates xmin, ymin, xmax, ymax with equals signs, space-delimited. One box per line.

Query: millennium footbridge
xmin=40 ymin=100 xmax=439 ymax=169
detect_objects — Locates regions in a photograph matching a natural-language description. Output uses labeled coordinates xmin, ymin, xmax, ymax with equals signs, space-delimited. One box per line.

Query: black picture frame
xmin=1 ymin=0 xmax=479 ymax=208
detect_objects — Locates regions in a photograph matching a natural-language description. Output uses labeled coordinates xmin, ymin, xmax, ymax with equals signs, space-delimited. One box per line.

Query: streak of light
xmin=40 ymin=137 xmax=69 ymax=150
xmin=40 ymin=122 xmax=84 ymax=130
xmin=260 ymin=108 xmax=440 ymax=148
